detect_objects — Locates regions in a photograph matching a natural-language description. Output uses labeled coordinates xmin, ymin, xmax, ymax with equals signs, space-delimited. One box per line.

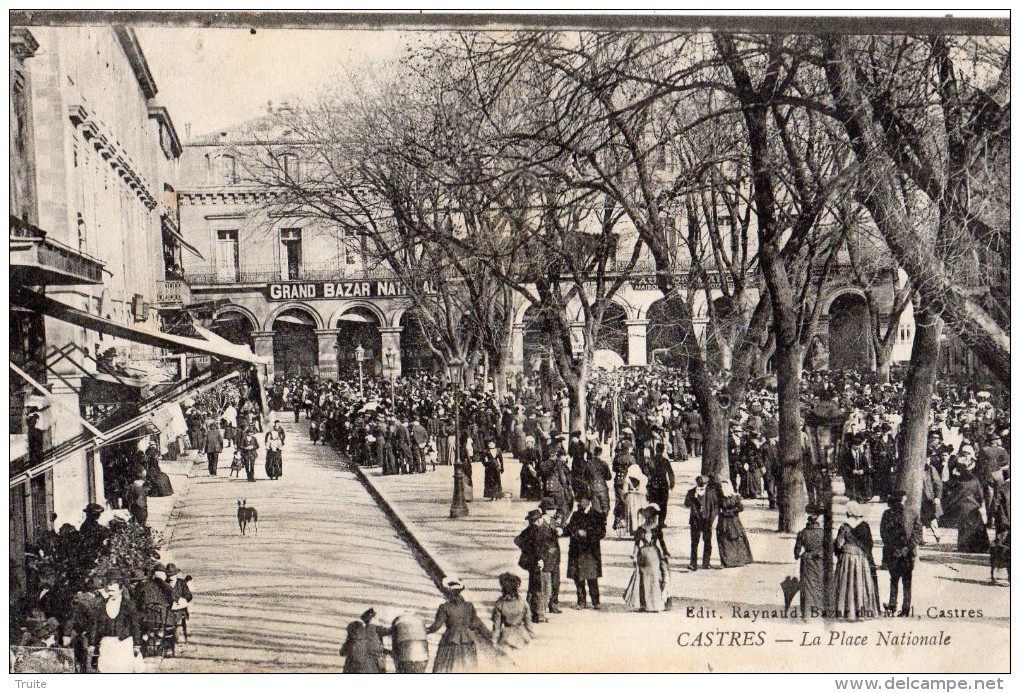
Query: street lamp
xmin=384 ymin=347 xmax=397 ymax=402
xmin=804 ymin=396 xmax=845 ymax=614
xmin=448 ymin=357 xmax=468 ymax=519
xmin=354 ymin=343 xmax=366 ymax=398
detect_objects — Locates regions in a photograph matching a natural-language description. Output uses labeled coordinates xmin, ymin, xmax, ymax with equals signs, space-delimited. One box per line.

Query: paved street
xmin=366 ymin=444 xmax=1011 ymax=673
xmin=143 ymin=422 xmax=1009 ymax=673
xmin=153 ymin=423 xmax=448 ymax=672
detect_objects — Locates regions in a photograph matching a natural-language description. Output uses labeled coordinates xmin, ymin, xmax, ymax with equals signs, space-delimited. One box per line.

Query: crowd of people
xmin=293 ymin=361 xmax=1009 ymax=670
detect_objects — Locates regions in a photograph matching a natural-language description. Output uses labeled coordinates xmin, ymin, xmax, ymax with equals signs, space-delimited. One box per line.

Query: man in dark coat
xmin=514 ymin=509 xmax=558 ymax=622
xmin=684 ymin=475 xmax=720 ymax=570
xmin=646 ymin=444 xmax=676 ymax=527
xmin=125 ymin=474 xmax=148 ymax=526
xmin=571 ymin=446 xmax=612 ymax=524
xmin=880 ymin=491 xmax=923 ymax=616
xmin=561 ymin=495 xmax=605 ymax=609
xmin=79 ymin=503 xmax=109 ymax=563
xmin=538 ymin=450 xmax=574 ymax=518
xmin=202 ymin=421 xmax=224 ymax=476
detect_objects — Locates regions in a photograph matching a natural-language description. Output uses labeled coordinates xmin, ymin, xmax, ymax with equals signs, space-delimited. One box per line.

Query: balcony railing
xmin=10 ymin=216 xmax=104 ymax=285
xmin=155 ymin=279 xmax=192 ymax=308
xmin=187 ymin=262 xmax=393 ymax=286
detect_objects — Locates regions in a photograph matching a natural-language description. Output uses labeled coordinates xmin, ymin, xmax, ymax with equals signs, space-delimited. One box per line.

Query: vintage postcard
xmin=8 ymin=10 xmax=1010 ymax=680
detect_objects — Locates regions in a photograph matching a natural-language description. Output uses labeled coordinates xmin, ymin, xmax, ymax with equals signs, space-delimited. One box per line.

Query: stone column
xmin=625 ymin=319 xmax=649 ymax=366
xmin=253 ymin=331 xmax=274 ymax=382
xmin=509 ymin=323 xmax=525 ymax=375
xmin=315 ymin=329 xmax=341 ymax=380
xmin=378 ymin=326 xmax=403 ymax=378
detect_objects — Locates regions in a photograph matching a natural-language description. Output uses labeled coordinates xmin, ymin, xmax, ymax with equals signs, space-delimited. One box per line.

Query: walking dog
xmin=237 ymin=500 xmax=258 ymax=535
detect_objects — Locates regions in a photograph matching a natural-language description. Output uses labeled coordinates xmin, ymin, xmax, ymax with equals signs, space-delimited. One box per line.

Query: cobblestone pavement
xmin=152 ymin=423 xmax=453 ymax=672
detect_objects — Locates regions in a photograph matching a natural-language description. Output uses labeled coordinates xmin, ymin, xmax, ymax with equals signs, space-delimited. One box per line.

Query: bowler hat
xmin=526 ymin=509 xmax=543 ymax=522
xmin=84 ymin=503 xmax=105 ymax=515
xmin=538 ymin=497 xmax=558 ymax=511
xmin=165 ymin=563 xmax=181 ymax=577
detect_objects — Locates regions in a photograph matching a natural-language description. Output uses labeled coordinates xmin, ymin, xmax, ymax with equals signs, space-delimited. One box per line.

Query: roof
xmin=188 ymin=108 xmax=302 ymax=146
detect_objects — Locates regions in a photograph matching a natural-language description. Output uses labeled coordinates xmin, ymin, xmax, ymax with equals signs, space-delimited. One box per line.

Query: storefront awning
xmin=10 ymin=367 xmax=242 ymax=486
xmin=12 ymin=287 xmax=268 ymax=365
xmin=163 ymin=225 xmax=204 ymax=260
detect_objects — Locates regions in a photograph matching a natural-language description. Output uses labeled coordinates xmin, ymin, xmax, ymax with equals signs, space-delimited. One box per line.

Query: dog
xmin=237 ymin=500 xmax=258 ymax=535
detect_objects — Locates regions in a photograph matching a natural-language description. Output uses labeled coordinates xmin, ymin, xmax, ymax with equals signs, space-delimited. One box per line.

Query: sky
xmin=135 ymin=27 xmax=412 ymax=140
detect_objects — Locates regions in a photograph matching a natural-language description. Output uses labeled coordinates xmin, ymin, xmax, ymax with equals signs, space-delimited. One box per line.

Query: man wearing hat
xmin=125 ymin=473 xmax=148 ymax=526
xmin=684 ymin=475 xmax=720 ymax=570
xmin=561 ymin=493 xmax=605 ymax=609
xmin=514 ymin=509 xmax=558 ymax=622
xmin=79 ymin=503 xmax=109 ymax=557
xmin=200 ymin=420 xmax=224 ymax=476
xmin=880 ymin=491 xmax=922 ymax=616
xmin=840 ymin=431 xmax=873 ymax=503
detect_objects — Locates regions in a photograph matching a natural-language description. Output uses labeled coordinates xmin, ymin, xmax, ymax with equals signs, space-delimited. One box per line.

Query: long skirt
xmin=830 ymin=547 xmax=881 ymax=620
xmin=484 ymin=466 xmax=503 ymax=499
xmin=799 ymin=558 xmax=825 ymax=618
xmin=432 ymin=639 xmax=477 ymax=673
xmin=625 ymin=491 xmax=644 ymax=534
xmin=717 ymin=515 xmax=753 ymax=567
xmin=957 ymin=510 xmax=991 ymax=553
xmin=97 ymin=636 xmax=143 ymax=673
xmin=624 ymin=546 xmax=666 ymax=612
xmin=265 ymin=450 xmax=282 ymax=479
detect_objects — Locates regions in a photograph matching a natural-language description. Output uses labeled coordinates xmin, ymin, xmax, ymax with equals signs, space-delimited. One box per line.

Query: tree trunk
xmin=897 ymin=305 xmax=943 ymax=530
xmin=774 ymin=331 xmax=806 ymax=533
xmin=567 ymin=362 xmax=588 ymax=435
xmin=875 ymin=338 xmax=895 ymax=385
xmin=700 ymin=400 xmax=728 ymax=480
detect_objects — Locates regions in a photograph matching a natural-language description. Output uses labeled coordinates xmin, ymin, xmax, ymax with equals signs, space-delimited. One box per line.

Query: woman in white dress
xmin=624 ymin=460 xmax=647 ymax=534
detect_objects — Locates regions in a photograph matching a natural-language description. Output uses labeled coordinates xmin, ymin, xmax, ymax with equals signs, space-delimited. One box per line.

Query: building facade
xmin=178 ymin=107 xmax=918 ymax=384
xmin=9 ymin=25 xmax=187 ymax=591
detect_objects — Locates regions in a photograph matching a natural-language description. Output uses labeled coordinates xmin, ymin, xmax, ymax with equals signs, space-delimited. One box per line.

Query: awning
xmin=10 ymin=367 xmax=242 ymax=487
xmin=162 ymin=223 xmax=204 ymax=260
xmin=12 ymin=287 xmax=268 ymax=365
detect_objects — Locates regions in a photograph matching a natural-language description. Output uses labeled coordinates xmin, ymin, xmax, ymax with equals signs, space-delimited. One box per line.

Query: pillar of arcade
xmin=315 ymin=329 xmax=341 ymax=380
xmin=253 ymin=331 xmax=275 ymax=382
xmin=379 ymin=326 xmax=403 ymax=378
xmin=509 ymin=323 xmax=525 ymax=375
xmin=625 ymin=319 xmax=649 ymax=367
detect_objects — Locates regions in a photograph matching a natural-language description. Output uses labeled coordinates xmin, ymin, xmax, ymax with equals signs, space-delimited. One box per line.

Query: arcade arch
xmin=334 ymin=306 xmax=383 ymax=378
xmin=271 ymin=306 xmax=320 ymax=379
xmin=210 ymin=308 xmax=257 ymax=348
xmin=827 ymin=291 xmax=873 ymax=371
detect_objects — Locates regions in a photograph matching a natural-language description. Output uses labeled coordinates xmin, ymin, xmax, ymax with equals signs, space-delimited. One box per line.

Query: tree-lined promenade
xmin=241 ymin=29 xmax=1008 ymax=537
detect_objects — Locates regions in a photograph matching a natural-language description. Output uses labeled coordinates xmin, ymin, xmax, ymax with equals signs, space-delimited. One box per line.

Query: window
xmin=281 ymin=153 xmax=299 ymax=181
xmin=216 ymin=229 xmax=239 ymax=282
xmin=280 ymin=228 xmax=302 ymax=280
xmin=218 ymin=154 xmax=237 ymax=185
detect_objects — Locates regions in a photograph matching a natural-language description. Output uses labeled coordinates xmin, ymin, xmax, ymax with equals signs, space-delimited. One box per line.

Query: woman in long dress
xmin=717 ymin=481 xmax=753 ymax=567
xmin=90 ymin=570 xmax=143 ymax=673
xmin=944 ymin=461 xmax=990 ymax=553
xmin=482 ymin=441 xmax=504 ymax=500
xmin=831 ymin=502 xmax=881 ymax=621
xmin=794 ymin=512 xmax=825 ymax=618
xmin=339 ymin=620 xmax=384 ymax=673
xmin=427 ymin=578 xmax=487 ymax=673
xmin=623 ymin=461 xmax=647 ymax=535
xmin=491 ymin=573 xmax=533 ymax=653
xmin=625 ymin=506 xmax=670 ymax=612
